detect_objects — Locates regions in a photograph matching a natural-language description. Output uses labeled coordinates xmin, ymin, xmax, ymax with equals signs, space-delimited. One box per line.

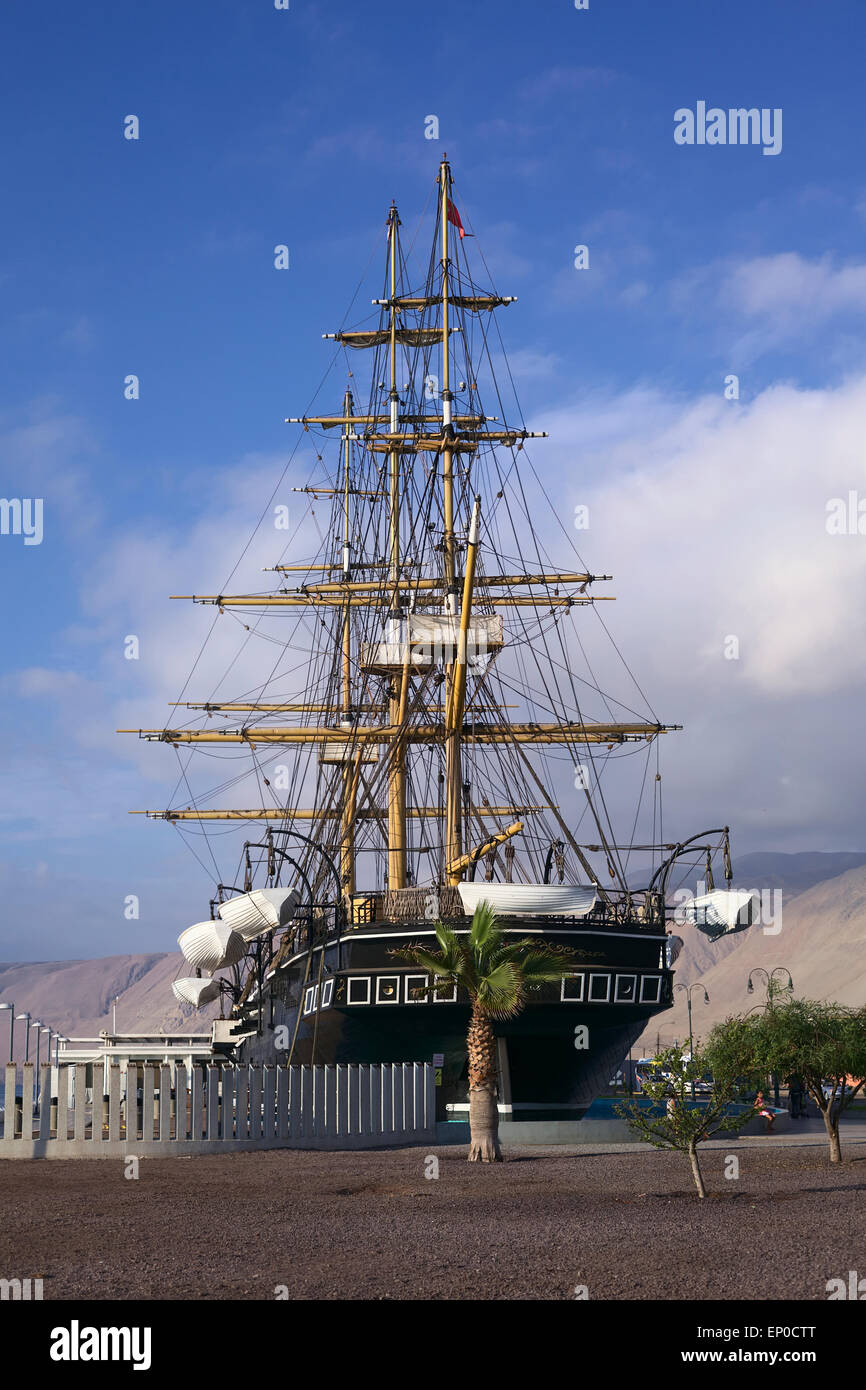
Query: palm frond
xmin=517 ymin=951 xmax=577 ymax=985
xmin=390 ymin=922 xmax=476 ymax=992
xmin=468 ymin=901 xmax=499 ymax=951
xmin=475 ymin=960 xmax=524 ymax=1019
xmin=390 ymin=945 xmax=453 ymax=978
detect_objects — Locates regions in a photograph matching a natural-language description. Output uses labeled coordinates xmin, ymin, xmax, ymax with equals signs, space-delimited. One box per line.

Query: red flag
xmin=447 ymin=198 xmax=468 ymax=239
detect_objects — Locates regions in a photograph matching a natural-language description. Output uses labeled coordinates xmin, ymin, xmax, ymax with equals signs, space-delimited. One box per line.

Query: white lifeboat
xmin=680 ymin=889 xmax=757 ymax=936
xmin=172 ymin=976 xmax=221 ymax=1008
xmin=666 ymin=934 xmax=685 ymax=967
xmin=178 ymin=920 xmax=245 ymax=972
xmin=217 ymin=887 xmax=300 ymax=941
xmin=457 ymin=882 xmax=597 ymax=918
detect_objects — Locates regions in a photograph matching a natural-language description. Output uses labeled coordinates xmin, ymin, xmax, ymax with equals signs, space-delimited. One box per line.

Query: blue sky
xmin=2 ymin=0 xmax=866 ymax=959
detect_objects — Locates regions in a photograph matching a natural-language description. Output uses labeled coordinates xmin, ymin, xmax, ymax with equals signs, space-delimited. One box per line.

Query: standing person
xmin=788 ymin=1075 xmax=803 ymax=1119
xmin=796 ymin=1076 xmax=808 ymax=1117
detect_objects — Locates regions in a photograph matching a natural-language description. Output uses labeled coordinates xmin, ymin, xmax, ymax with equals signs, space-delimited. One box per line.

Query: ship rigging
xmin=121 ymin=158 xmax=740 ymax=1121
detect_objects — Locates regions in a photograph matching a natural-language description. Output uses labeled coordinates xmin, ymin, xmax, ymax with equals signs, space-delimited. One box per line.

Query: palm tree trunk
xmin=467 ymin=1001 xmax=502 ymax=1162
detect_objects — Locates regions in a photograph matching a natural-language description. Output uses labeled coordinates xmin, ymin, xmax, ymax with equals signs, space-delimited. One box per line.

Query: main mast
xmin=386 ymin=202 xmax=407 ymax=891
xmin=340 ymin=385 xmax=357 ymax=900
xmin=440 ymin=156 xmax=463 ymax=883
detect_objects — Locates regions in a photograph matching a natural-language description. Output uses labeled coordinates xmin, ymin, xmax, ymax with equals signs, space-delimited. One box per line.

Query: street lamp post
xmin=747 ymin=968 xmax=794 ymax=1105
xmin=32 ymin=1022 xmax=43 ymax=1110
xmin=16 ymin=1013 xmax=31 ymax=1062
xmin=0 ymin=1002 xmax=13 ymax=1061
xmin=43 ymin=1028 xmax=55 ymax=1115
xmin=674 ymin=983 xmax=710 ymax=1098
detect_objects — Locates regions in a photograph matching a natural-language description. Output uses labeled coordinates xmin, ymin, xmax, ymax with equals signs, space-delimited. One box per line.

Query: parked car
xmin=633 ymin=1058 xmax=713 ymax=1095
xmin=821 ymin=1079 xmax=846 ymax=1103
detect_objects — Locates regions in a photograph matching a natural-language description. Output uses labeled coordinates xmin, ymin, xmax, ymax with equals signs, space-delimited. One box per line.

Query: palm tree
xmin=392 ymin=904 xmax=576 ymax=1161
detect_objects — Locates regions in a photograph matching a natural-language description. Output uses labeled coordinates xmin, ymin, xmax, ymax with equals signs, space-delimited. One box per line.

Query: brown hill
xmin=639 ymin=865 xmax=866 ymax=1053
xmin=0 ymin=953 xmax=222 ymax=1066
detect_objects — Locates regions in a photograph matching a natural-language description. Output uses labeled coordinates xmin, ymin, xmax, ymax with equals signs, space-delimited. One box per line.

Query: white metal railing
xmin=0 ymin=1061 xmax=435 ymax=1156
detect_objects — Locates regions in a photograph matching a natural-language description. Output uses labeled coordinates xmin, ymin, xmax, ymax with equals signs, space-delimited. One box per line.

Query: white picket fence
xmin=0 ymin=1061 xmax=436 ymax=1158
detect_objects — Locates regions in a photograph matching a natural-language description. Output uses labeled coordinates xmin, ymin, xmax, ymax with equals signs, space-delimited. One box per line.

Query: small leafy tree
xmin=392 ymin=904 xmax=574 ymax=1162
xmin=703 ymin=1013 xmax=764 ymax=1094
xmin=748 ymin=999 xmax=865 ymax=1163
xmin=616 ymin=1046 xmax=757 ymax=1197
xmin=706 ymin=1000 xmax=866 ymax=1164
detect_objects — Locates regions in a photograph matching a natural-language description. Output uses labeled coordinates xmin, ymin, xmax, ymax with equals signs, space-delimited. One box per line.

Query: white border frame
xmin=639 ymin=975 xmax=662 ymax=1004
xmin=303 ymin=984 xmax=319 ymax=1016
xmin=346 ymin=976 xmax=371 ymax=1005
xmin=433 ymin=981 xmax=457 ymax=1002
xmin=405 ymin=973 xmax=428 ymax=1003
xmin=560 ymin=972 xmax=585 ymax=1002
xmin=320 ymin=978 xmax=335 ymax=1009
xmin=376 ymin=974 xmax=401 ymax=1004
xmin=588 ymin=972 xmax=611 ymax=1003
xmin=614 ymin=974 xmax=638 ymax=1003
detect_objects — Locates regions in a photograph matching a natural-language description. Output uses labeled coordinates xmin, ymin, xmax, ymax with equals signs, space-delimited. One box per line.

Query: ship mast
xmin=340 ymin=385 xmax=357 ymax=899
xmin=440 ymin=155 xmax=463 ymax=881
xmin=386 ymin=202 xmax=408 ymax=890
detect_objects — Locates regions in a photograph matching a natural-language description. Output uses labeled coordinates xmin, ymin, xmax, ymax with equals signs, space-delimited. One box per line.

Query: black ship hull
xmin=233 ymin=917 xmax=674 ymax=1122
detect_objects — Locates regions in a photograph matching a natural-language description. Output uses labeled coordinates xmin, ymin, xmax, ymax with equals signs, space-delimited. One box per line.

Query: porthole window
xmin=615 ymin=974 xmax=637 ymax=1003
xmin=561 ymin=973 xmax=585 ymax=1002
xmin=376 ymin=975 xmax=400 ymax=1004
xmin=433 ymin=981 xmax=457 ymax=1002
xmin=639 ymin=975 xmax=662 ymax=1004
xmin=347 ymin=976 xmax=371 ymax=1005
xmin=588 ymin=973 xmax=611 ymax=1003
xmin=405 ymin=974 xmax=428 ymax=1003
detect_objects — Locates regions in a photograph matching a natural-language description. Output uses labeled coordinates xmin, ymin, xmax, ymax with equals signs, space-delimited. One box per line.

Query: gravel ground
xmin=1 ymin=1141 xmax=864 ymax=1300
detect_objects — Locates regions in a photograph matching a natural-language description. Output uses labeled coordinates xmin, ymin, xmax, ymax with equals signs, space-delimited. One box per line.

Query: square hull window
xmin=376 ymin=975 xmax=400 ymax=1004
xmin=639 ymin=975 xmax=662 ymax=1004
xmin=406 ymin=974 xmax=428 ymax=1003
xmin=346 ymin=977 xmax=371 ymax=1005
xmin=433 ymin=982 xmax=457 ymax=1002
xmin=588 ymin=973 xmax=611 ymax=1003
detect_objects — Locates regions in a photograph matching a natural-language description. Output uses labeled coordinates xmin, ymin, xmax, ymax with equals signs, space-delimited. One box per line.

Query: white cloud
xmin=545 ymin=375 xmax=866 ymax=697
xmin=672 ymin=252 xmax=866 ymax=363
xmin=531 ymin=374 xmax=866 ymax=847
xmin=726 ymin=253 xmax=866 ymax=320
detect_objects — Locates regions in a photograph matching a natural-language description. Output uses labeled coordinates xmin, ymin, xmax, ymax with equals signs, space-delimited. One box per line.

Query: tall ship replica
xmin=126 ymin=159 xmax=745 ymax=1124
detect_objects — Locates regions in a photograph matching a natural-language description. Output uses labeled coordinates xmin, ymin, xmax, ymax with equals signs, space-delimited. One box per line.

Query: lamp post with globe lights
xmin=747 ymin=968 xmax=794 ymax=1104
xmin=674 ymin=982 xmax=710 ymax=1099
